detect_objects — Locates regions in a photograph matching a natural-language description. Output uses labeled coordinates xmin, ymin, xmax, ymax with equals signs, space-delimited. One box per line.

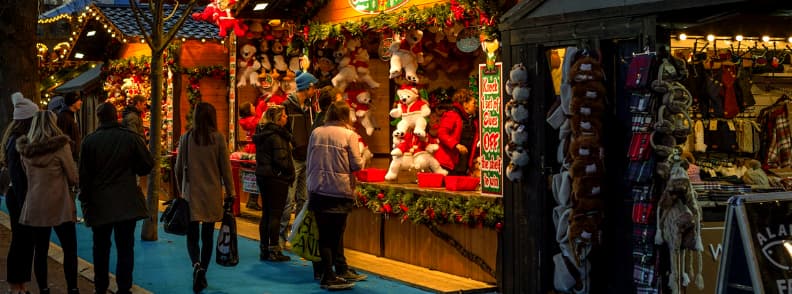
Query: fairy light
xmin=763 ymin=35 xmax=770 ymax=42
xmin=735 ymin=35 xmax=743 ymax=41
xmin=706 ymin=34 xmax=715 ymax=41
xmin=678 ymin=33 xmax=687 ymax=41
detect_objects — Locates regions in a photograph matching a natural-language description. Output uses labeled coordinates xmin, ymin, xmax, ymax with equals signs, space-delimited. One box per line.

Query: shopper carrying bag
xmin=216 ymin=197 xmax=239 ymax=266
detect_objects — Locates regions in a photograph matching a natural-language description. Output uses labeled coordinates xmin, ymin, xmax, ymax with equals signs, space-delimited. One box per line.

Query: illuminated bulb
xmin=123 ymin=39 xmax=127 ymax=43
xmin=221 ymin=40 xmax=225 ymax=45
xmin=678 ymin=33 xmax=687 ymax=41
xmin=788 ymin=37 xmax=792 ymax=43
xmin=736 ymin=35 xmax=743 ymax=42
xmin=69 ymin=37 xmax=73 ymax=41
xmin=707 ymin=34 xmax=715 ymax=41
xmin=103 ymin=24 xmax=107 ymax=28
xmin=201 ymin=38 xmax=206 ymax=43
xmin=95 ymin=16 xmax=99 ymax=20
xmin=111 ymin=33 xmax=115 ymax=38
xmin=181 ymin=38 xmax=186 ymax=42
xmin=140 ymin=39 xmax=145 ymax=43
xmin=72 ymin=31 xmax=77 ymax=35
xmin=763 ymin=36 xmax=770 ymax=42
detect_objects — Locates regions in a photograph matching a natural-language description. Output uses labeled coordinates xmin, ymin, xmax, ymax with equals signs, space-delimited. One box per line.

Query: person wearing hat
xmin=2 ymin=92 xmax=41 ymax=294
xmin=57 ymin=92 xmax=83 ymax=163
xmin=122 ymin=94 xmax=147 ymax=137
xmin=277 ymin=71 xmax=318 ymax=244
xmin=79 ymin=102 xmax=154 ymax=294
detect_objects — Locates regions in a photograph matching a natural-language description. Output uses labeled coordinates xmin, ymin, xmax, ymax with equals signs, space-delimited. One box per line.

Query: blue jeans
xmin=280 ymin=159 xmax=306 ymax=239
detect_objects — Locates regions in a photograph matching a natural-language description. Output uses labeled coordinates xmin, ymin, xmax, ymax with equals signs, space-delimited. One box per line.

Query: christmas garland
xmin=354 ymin=183 xmax=503 ymax=230
xmin=307 ymin=1 xmax=499 ymax=43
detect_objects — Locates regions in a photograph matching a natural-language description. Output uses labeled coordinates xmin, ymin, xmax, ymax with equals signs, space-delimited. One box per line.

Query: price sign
xmin=479 ymin=62 xmax=503 ymax=195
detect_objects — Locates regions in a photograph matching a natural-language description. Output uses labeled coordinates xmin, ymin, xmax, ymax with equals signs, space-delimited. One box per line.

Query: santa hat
xmin=397 ymin=84 xmax=419 ymax=97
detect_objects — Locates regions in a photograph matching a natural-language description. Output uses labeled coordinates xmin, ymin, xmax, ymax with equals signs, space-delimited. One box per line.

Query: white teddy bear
xmin=389 ymin=29 xmax=424 ymax=83
xmin=351 ymin=48 xmax=380 ymax=89
xmin=390 ymin=85 xmax=430 ymax=138
xmin=345 ymin=89 xmax=375 ymax=136
xmin=385 ymin=132 xmax=447 ymax=181
xmin=237 ymin=43 xmax=261 ymax=87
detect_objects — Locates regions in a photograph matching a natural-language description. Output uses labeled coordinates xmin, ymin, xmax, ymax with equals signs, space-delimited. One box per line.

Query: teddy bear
xmin=191 ymin=0 xmax=247 ymax=38
xmin=410 ymin=136 xmax=448 ymax=175
xmin=385 ymin=131 xmax=418 ymax=181
xmin=505 ymin=63 xmax=529 ymax=96
xmin=390 ymin=84 xmax=431 ymax=138
xmin=351 ymin=48 xmax=380 ymax=89
xmin=345 ymin=89 xmax=375 ymax=136
xmin=505 ymin=100 xmax=530 ymax=123
xmin=257 ymin=40 xmax=272 ymax=74
xmin=237 ymin=43 xmax=261 ymax=88
xmin=269 ymin=41 xmax=289 ymax=76
xmin=313 ymin=48 xmax=337 ymax=87
xmin=389 ymin=29 xmax=424 ymax=83
xmin=504 ymin=119 xmax=529 ymax=146
xmin=510 ymin=85 xmax=531 ymax=102
xmin=506 ymin=143 xmax=530 ymax=167
xmin=358 ymin=137 xmax=374 ymax=169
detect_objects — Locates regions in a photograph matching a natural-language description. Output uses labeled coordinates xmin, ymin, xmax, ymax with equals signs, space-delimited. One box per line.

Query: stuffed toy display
xmin=385 ymin=131 xmax=446 ymax=181
xmin=503 ymin=63 xmax=532 ymax=182
xmin=351 ymin=48 xmax=380 ymax=89
xmin=237 ymin=43 xmax=261 ymax=87
xmin=345 ymin=89 xmax=375 ymax=136
xmin=390 ymin=84 xmax=430 ymax=138
xmin=270 ymin=41 xmax=289 ymax=76
xmin=191 ymin=0 xmax=247 ymax=37
xmin=389 ymin=29 xmax=424 ymax=83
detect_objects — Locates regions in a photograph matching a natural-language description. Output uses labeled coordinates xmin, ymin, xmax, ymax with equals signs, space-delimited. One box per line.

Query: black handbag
xmin=216 ymin=197 xmax=239 ymax=266
xmin=161 ymin=197 xmax=190 ymax=235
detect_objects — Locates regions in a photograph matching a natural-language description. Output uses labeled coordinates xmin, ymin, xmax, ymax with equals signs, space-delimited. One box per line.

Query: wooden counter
xmin=344 ymin=182 xmax=501 ymax=284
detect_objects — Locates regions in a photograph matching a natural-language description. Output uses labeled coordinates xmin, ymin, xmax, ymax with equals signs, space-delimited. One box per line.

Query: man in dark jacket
xmin=279 ymin=71 xmax=318 ymax=242
xmin=79 ymin=103 xmax=154 ymax=294
xmin=122 ymin=94 xmax=146 ymax=137
xmin=57 ymin=92 xmax=82 ymax=163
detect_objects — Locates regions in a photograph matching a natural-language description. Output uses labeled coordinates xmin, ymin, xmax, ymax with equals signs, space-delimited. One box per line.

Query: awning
xmin=55 ymin=62 xmax=103 ymax=93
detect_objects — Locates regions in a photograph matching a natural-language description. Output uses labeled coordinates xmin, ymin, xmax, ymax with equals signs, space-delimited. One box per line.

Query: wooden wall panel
xmin=180 ymin=40 xmax=228 ymax=68
xmin=177 ymin=76 xmax=230 ymax=139
xmin=118 ymin=43 xmax=151 ymax=58
xmin=343 ymin=207 xmax=383 ymax=255
xmin=316 ymin=0 xmax=444 ymax=23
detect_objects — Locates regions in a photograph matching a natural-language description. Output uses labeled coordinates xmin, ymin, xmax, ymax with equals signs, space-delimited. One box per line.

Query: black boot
xmin=246 ymin=194 xmax=261 ymax=211
xmin=192 ymin=264 xmax=207 ymax=293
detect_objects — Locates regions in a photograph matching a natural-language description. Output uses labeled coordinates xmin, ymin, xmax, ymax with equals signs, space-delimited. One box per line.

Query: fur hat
xmin=570 ymin=157 xmax=604 ymax=178
xmin=11 ymin=92 xmax=38 ymax=120
xmin=570 ymin=115 xmax=602 ymax=137
xmin=570 ymin=95 xmax=605 ymax=118
xmin=295 ymin=71 xmax=318 ymax=91
xmin=568 ymin=56 xmax=604 ymax=84
xmin=571 ymin=81 xmax=606 ymax=102
xmin=568 ymin=135 xmax=602 ymax=161
xmin=571 ymin=175 xmax=602 ymax=200
xmin=64 ymin=92 xmax=81 ymax=107
xmin=568 ymin=208 xmax=602 ymax=261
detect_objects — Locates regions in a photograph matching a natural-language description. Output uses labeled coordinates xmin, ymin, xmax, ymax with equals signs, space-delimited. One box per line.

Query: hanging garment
xmin=721 ymin=65 xmax=739 ymax=118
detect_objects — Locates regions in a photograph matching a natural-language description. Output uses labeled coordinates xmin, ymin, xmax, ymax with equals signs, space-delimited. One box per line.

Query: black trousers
xmin=92 ymin=219 xmax=137 ymax=294
xmin=315 ymin=211 xmax=349 ymax=280
xmin=187 ymin=221 xmax=215 ymax=270
xmin=257 ymin=177 xmax=289 ymax=250
xmin=32 ymin=221 xmax=78 ymax=290
xmin=5 ymin=187 xmax=41 ymax=284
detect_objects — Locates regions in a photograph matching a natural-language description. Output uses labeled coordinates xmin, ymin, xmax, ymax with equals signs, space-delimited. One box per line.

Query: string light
xmin=678 ymin=33 xmax=687 ymax=40
xmin=763 ymin=35 xmax=770 ymax=42
xmin=706 ymin=34 xmax=715 ymax=41
xmin=735 ymin=35 xmax=743 ymax=41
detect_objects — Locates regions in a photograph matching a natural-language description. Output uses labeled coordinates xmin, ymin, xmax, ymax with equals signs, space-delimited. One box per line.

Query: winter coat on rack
xmin=16 ymin=135 xmax=78 ymax=227
xmin=253 ymin=122 xmax=295 ymax=184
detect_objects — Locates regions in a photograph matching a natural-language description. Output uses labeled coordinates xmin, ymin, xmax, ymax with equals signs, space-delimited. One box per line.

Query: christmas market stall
xmin=39 ymin=2 xmax=230 ymax=198
xmin=224 ymin=0 xmax=514 ymax=290
xmin=498 ymin=0 xmax=792 ymax=293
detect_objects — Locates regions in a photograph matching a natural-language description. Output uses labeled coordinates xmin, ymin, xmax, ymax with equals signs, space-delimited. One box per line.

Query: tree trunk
xmin=0 ymin=0 xmax=38 ymax=131
xmin=141 ymin=46 xmax=165 ymax=241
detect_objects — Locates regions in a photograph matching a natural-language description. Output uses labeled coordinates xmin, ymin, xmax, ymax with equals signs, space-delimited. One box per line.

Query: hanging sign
xmin=716 ymin=192 xmax=792 ymax=293
xmin=478 ymin=62 xmax=503 ymax=195
xmin=349 ymin=0 xmax=408 ymax=14
xmin=241 ymin=170 xmax=259 ymax=194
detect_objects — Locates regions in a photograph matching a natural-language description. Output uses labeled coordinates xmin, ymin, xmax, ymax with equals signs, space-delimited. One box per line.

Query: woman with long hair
xmin=253 ymin=104 xmax=295 ymax=261
xmin=3 ymin=92 xmax=40 ymax=294
xmin=16 ymin=110 xmax=79 ymax=294
xmin=174 ymin=102 xmax=236 ymax=293
xmin=307 ymin=100 xmax=367 ymax=290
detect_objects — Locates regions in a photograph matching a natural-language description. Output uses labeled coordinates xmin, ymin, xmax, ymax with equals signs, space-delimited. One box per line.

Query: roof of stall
xmin=94 ymin=3 xmax=220 ymax=40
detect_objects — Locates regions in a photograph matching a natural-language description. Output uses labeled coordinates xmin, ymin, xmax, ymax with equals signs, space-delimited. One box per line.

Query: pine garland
xmin=306 ymin=2 xmax=499 ymax=43
xmin=354 ymin=183 xmax=504 ymax=230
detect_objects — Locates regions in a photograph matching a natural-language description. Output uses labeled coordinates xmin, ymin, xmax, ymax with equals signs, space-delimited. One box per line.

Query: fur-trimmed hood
xmin=16 ymin=135 xmax=71 ymax=165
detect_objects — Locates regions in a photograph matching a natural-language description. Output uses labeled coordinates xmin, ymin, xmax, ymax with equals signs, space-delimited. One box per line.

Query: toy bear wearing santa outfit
xmin=390 ymin=84 xmax=430 ymax=138
xmin=345 ymin=89 xmax=375 ymax=136
xmin=385 ymin=131 xmax=447 ymax=181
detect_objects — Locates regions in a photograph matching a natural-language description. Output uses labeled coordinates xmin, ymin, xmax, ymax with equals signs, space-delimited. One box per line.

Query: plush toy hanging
xmin=191 ymin=0 xmax=248 ymax=37
xmin=237 ymin=43 xmax=261 ymax=88
xmin=503 ymin=63 xmax=532 ymax=182
xmin=388 ymin=29 xmax=424 ymax=83
xmin=345 ymin=89 xmax=375 ymax=136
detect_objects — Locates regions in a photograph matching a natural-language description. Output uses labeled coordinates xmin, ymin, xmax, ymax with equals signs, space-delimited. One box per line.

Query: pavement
xmin=0 ymin=196 xmax=433 ymax=294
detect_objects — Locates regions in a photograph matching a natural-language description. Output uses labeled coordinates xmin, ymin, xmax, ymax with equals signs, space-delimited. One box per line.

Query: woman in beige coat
xmin=16 ymin=110 xmax=79 ymax=294
xmin=174 ymin=102 xmax=235 ymax=293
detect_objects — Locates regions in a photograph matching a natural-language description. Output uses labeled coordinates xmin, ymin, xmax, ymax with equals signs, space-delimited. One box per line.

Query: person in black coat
xmin=253 ymin=104 xmax=296 ymax=262
xmin=79 ymin=103 xmax=154 ymax=294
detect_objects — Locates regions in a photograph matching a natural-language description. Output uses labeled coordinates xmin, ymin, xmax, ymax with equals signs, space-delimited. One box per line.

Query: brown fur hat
xmin=568 ymin=135 xmax=602 ymax=161
xmin=568 ymin=208 xmax=602 ymax=252
xmin=570 ymin=157 xmax=605 ymax=178
xmin=571 ymin=81 xmax=606 ymax=102
xmin=568 ymin=56 xmax=604 ymax=84
xmin=572 ymin=175 xmax=603 ymax=200
xmin=570 ymin=115 xmax=603 ymax=137
xmin=572 ymin=196 xmax=604 ymax=212
xmin=570 ymin=95 xmax=605 ymax=118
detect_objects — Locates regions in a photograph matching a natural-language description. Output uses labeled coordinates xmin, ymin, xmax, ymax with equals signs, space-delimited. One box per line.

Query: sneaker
xmin=320 ymin=276 xmax=354 ymax=290
xmin=338 ymin=269 xmax=368 ymax=282
xmin=246 ymin=201 xmax=262 ymax=211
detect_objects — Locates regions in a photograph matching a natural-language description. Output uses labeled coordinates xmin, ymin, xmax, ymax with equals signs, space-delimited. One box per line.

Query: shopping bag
xmin=161 ymin=198 xmax=190 ymax=235
xmin=289 ymin=209 xmax=321 ymax=262
xmin=288 ymin=201 xmax=310 ymax=242
xmin=216 ymin=208 xmax=239 ymax=266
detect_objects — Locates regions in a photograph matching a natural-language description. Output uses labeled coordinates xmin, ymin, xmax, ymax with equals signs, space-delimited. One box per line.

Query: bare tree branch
xmin=163 ymin=2 xmax=179 ymax=21
xmin=129 ymin=0 xmax=154 ymax=46
xmin=161 ymin=0 xmax=198 ymax=50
